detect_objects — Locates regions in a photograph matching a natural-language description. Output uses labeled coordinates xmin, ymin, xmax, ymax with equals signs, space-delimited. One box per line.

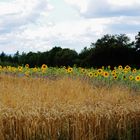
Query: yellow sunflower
xmin=135 ymin=76 xmax=140 ymax=82
xmin=132 ymin=68 xmax=137 ymax=73
xmin=81 ymin=68 xmax=86 ymax=73
xmin=124 ymin=65 xmax=131 ymax=71
xmin=25 ymin=64 xmax=29 ymax=68
xmin=41 ymin=64 xmax=47 ymax=70
xmin=67 ymin=67 xmax=73 ymax=73
xmin=97 ymin=69 xmax=103 ymax=75
xmin=108 ymin=65 xmax=111 ymax=69
xmin=103 ymin=71 xmax=109 ymax=78
xmin=18 ymin=66 xmax=23 ymax=72
xmin=112 ymin=70 xmax=116 ymax=74
xmin=25 ymin=71 xmax=30 ymax=77
xmin=88 ymin=72 xmax=93 ymax=78
xmin=112 ymin=73 xmax=117 ymax=77
xmin=129 ymin=75 xmax=134 ymax=81
xmin=123 ymin=69 xmax=128 ymax=74
xmin=113 ymin=75 xmax=118 ymax=80
xmin=94 ymin=72 xmax=98 ymax=77
xmin=123 ymin=75 xmax=127 ymax=80
xmin=118 ymin=65 xmax=123 ymax=70
xmin=33 ymin=67 xmax=38 ymax=72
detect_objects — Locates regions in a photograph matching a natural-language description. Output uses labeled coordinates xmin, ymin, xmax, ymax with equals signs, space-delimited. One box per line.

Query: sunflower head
xmin=108 ymin=65 xmax=111 ymax=69
xmin=118 ymin=65 xmax=123 ymax=70
xmin=88 ymin=72 xmax=93 ymax=78
xmin=18 ymin=66 xmax=23 ymax=72
xmin=81 ymin=68 xmax=86 ymax=73
xmin=25 ymin=71 xmax=30 ymax=77
xmin=124 ymin=65 xmax=131 ymax=71
xmin=112 ymin=70 xmax=116 ymax=74
xmin=113 ymin=75 xmax=118 ymax=80
xmin=67 ymin=67 xmax=73 ymax=73
xmin=129 ymin=75 xmax=134 ymax=81
xmin=135 ymin=76 xmax=140 ymax=82
xmin=41 ymin=64 xmax=47 ymax=70
xmin=25 ymin=64 xmax=29 ymax=68
xmin=103 ymin=71 xmax=109 ymax=78
xmin=97 ymin=69 xmax=103 ymax=75
xmin=33 ymin=67 xmax=38 ymax=72
xmin=123 ymin=75 xmax=127 ymax=80
xmin=94 ymin=72 xmax=98 ymax=77
xmin=132 ymin=69 xmax=137 ymax=73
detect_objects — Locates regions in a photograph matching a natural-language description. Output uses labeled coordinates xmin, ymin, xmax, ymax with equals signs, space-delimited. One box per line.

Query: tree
xmin=0 ymin=52 xmax=6 ymax=61
xmin=13 ymin=51 xmax=20 ymax=63
xmin=88 ymin=34 xmax=135 ymax=67
xmin=91 ymin=34 xmax=132 ymax=49
xmin=135 ymin=32 xmax=140 ymax=50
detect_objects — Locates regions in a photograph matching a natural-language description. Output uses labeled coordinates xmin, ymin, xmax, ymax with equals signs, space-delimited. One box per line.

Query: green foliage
xmin=0 ymin=32 xmax=140 ymax=68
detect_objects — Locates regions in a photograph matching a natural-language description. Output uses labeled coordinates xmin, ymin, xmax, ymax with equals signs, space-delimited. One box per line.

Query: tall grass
xmin=0 ymin=74 xmax=140 ymax=140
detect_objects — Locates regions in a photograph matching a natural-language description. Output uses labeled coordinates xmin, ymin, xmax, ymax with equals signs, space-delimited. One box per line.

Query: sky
xmin=0 ymin=0 xmax=140 ymax=54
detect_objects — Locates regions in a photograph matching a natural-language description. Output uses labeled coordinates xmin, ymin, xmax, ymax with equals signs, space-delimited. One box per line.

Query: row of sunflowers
xmin=0 ymin=64 xmax=140 ymax=82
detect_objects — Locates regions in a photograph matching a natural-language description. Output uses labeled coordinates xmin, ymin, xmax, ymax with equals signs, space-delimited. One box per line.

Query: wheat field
xmin=0 ymin=74 xmax=140 ymax=140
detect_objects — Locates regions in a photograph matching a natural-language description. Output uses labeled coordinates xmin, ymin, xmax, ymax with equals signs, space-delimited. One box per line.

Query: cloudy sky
xmin=0 ymin=0 xmax=140 ymax=54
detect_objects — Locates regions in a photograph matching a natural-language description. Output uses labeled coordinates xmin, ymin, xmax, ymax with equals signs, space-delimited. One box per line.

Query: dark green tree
xmin=135 ymin=32 xmax=140 ymax=50
xmin=91 ymin=34 xmax=132 ymax=49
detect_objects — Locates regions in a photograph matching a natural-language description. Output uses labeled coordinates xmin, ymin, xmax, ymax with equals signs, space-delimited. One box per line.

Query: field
xmin=0 ymin=65 xmax=140 ymax=140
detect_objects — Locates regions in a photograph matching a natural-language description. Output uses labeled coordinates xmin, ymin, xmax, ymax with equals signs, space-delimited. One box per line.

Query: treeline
xmin=1 ymin=32 xmax=140 ymax=68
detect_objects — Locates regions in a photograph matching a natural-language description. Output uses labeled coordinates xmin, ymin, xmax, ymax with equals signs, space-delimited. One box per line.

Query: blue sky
xmin=0 ymin=0 xmax=140 ymax=54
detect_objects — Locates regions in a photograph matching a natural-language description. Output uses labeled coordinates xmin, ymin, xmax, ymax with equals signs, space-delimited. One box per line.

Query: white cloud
xmin=0 ymin=0 xmax=53 ymax=33
xmin=65 ymin=0 xmax=140 ymax=18
xmin=13 ymin=18 xmax=112 ymax=52
xmin=0 ymin=0 xmax=139 ymax=54
xmin=0 ymin=0 xmax=54 ymax=53
xmin=64 ymin=0 xmax=89 ymax=13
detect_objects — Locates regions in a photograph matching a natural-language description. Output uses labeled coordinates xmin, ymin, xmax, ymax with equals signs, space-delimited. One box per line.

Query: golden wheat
xmin=0 ymin=74 xmax=140 ymax=140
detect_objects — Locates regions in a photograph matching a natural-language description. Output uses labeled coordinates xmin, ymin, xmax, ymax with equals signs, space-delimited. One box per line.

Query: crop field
xmin=0 ymin=64 xmax=140 ymax=140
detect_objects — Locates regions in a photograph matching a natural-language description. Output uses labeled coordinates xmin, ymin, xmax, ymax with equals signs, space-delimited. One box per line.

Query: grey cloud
xmin=74 ymin=0 xmax=140 ymax=18
xmin=0 ymin=0 xmax=49 ymax=34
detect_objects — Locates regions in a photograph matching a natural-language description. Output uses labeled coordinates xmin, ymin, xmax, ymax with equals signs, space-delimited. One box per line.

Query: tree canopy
xmin=0 ymin=32 xmax=140 ymax=68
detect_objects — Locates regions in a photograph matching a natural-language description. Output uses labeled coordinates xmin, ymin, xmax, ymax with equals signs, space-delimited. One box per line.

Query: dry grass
xmin=0 ymin=74 xmax=140 ymax=140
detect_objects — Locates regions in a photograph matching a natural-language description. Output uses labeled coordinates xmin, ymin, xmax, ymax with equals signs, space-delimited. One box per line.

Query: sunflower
xmin=93 ymin=72 xmax=98 ymax=77
xmin=123 ymin=75 xmax=127 ymax=80
xmin=97 ymin=69 xmax=103 ymax=75
xmin=112 ymin=70 xmax=116 ymax=74
xmin=114 ymin=67 xmax=117 ymax=70
xmin=33 ymin=67 xmax=38 ymax=72
xmin=42 ymin=69 xmax=46 ymax=74
xmin=132 ymin=68 xmax=137 ymax=73
xmin=81 ymin=68 xmax=86 ymax=73
xmin=18 ymin=66 xmax=23 ymax=72
xmin=88 ymin=72 xmax=93 ymax=78
xmin=7 ymin=66 xmax=12 ymax=72
xmin=25 ymin=71 xmax=30 ymax=77
xmin=129 ymin=75 xmax=134 ymax=81
xmin=135 ymin=76 xmax=140 ymax=82
xmin=123 ymin=69 xmax=128 ymax=74
xmin=118 ymin=65 xmax=123 ymax=70
xmin=113 ymin=75 xmax=118 ymax=80
xmin=112 ymin=73 xmax=116 ymax=77
xmin=103 ymin=71 xmax=109 ymax=78
xmin=41 ymin=64 xmax=47 ymax=70
xmin=124 ymin=65 xmax=131 ymax=71
xmin=67 ymin=67 xmax=73 ymax=73
xmin=108 ymin=65 xmax=111 ymax=69
xmin=12 ymin=67 xmax=16 ymax=72
xmin=25 ymin=64 xmax=29 ymax=68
